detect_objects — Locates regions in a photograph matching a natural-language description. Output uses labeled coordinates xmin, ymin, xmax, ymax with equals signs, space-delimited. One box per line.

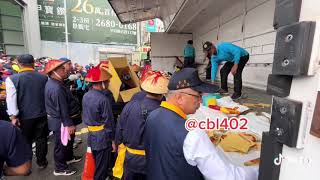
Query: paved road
xmin=7 ymin=126 xmax=88 ymax=180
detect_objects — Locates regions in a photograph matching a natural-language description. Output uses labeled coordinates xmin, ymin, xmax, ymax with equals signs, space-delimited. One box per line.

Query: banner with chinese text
xmin=38 ymin=0 xmax=137 ymax=44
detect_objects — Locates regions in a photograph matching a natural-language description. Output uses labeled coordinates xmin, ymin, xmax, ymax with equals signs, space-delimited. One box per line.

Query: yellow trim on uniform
xmin=127 ymin=147 xmax=146 ymax=156
xmin=160 ymin=101 xmax=187 ymax=120
xmin=113 ymin=144 xmax=146 ymax=179
xmin=19 ymin=67 xmax=34 ymax=73
xmin=113 ymin=143 xmax=126 ymax=178
xmin=113 ymin=102 xmax=186 ymax=179
xmin=87 ymin=125 xmax=104 ymax=132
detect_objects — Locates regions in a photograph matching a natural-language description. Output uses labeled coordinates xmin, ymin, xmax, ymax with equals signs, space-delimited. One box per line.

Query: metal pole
xmin=63 ymin=0 xmax=69 ymax=57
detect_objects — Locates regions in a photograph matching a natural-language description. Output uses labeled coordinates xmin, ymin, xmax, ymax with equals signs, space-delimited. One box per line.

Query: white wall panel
xmin=251 ymin=46 xmax=263 ymax=55
xmin=245 ymin=0 xmax=275 ymax=38
xmin=192 ymin=0 xmax=276 ymax=89
xmin=151 ymin=57 xmax=176 ymax=72
xmin=262 ymin=44 xmax=275 ymax=54
xmin=246 ymin=0 xmax=269 ymax=11
xmin=193 ymin=17 xmax=219 ymax=38
xmin=241 ymin=66 xmax=272 ymax=89
xmin=150 ymin=33 xmax=192 ymax=56
xmin=220 ymin=1 xmax=244 ymax=24
xmin=244 ymin=31 xmax=276 ymax=48
xmin=194 ymin=28 xmax=219 ymax=61
xmin=249 ymin=54 xmax=274 ymax=64
xmin=218 ymin=16 xmax=243 ymax=42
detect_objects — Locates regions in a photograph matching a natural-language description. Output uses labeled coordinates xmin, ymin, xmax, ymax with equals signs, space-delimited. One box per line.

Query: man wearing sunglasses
xmin=144 ymin=68 xmax=258 ymax=180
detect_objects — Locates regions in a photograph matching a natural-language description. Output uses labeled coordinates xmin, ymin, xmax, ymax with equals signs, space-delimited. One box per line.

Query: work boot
xmin=38 ymin=160 xmax=48 ymax=169
xmin=217 ymin=88 xmax=228 ymax=95
xmin=231 ymin=93 xmax=242 ymax=100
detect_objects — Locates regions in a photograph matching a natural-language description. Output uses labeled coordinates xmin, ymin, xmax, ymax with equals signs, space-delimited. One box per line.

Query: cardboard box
xmin=103 ymin=57 xmax=140 ymax=102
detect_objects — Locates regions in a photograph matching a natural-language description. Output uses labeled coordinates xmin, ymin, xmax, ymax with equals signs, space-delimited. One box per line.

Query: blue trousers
xmin=54 ymin=130 xmax=74 ymax=171
xmin=92 ymin=148 xmax=112 ymax=180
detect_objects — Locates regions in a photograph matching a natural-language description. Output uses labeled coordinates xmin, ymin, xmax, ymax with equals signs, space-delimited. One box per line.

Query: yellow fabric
xmin=113 ymin=143 xmax=126 ymax=178
xmin=112 ymin=144 xmax=146 ymax=179
xmin=87 ymin=125 xmax=104 ymax=132
xmin=12 ymin=64 xmax=20 ymax=72
xmin=207 ymin=99 xmax=217 ymax=106
xmin=126 ymin=147 xmax=146 ymax=156
xmin=219 ymin=133 xmax=256 ymax=153
xmin=0 ymin=83 xmax=5 ymax=90
xmin=19 ymin=67 xmax=34 ymax=73
xmin=160 ymin=101 xmax=187 ymax=120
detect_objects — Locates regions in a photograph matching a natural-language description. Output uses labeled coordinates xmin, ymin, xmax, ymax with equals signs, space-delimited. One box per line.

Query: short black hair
xmin=187 ymin=40 xmax=193 ymax=45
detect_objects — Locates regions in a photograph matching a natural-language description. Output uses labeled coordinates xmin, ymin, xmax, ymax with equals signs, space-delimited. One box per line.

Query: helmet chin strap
xmin=102 ymin=81 xmax=106 ymax=89
xmin=52 ymin=71 xmax=62 ymax=80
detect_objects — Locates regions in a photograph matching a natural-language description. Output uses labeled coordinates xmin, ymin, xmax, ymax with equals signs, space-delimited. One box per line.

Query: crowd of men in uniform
xmin=0 ymin=40 xmax=258 ymax=180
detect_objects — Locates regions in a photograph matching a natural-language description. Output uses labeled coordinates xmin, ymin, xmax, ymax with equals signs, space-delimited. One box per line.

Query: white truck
xmin=109 ymin=0 xmax=320 ymax=180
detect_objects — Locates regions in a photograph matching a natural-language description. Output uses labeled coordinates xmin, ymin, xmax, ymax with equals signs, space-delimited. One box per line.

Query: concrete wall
xmin=193 ymin=0 xmax=275 ymax=90
xmin=150 ymin=33 xmax=192 ymax=72
xmin=21 ymin=0 xmax=42 ymax=57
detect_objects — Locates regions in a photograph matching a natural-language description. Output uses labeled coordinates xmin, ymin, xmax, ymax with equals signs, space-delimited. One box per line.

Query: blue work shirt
xmin=45 ymin=78 xmax=73 ymax=131
xmin=115 ymin=96 xmax=162 ymax=174
xmin=184 ymin=44 xmax=196 ymax=58
xmin=65 ymin=85 xmax=81 ymax=126
xmin=210 ymin=42 xmax=249 ymax=81
xmin=145 ymin=106 xmax=203 ymax=180
xmin=131 ymin=91 xmax=147 ymax=101
xmin=131 ymin=91 xmax=166 ymax=102
xmin=0 ymin=121 xmax=32 ymax=177
xmin=82 ymin=89 xmax=115 ymax=151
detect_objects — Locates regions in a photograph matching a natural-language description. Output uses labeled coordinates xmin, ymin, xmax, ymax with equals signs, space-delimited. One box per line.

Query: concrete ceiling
xmin=108 ymin=0 xmax=185 ymax=24
xmin=108 ymin=0 xmax=242 ymax=32
xmin=168 ymin=0 xmax=241 ymax=33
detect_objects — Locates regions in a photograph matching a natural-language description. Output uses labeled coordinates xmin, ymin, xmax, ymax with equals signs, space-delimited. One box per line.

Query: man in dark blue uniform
xmin=44 ymin=59 xmax=81 ymax=176
xmin=144 ymin=68 xmax=218 ymax=180
xmin=145 ymin=68 xmax=258 ymax=180
xmin=82 ymin=63 xmax=116 ymax=180
xmin=131 ymin=91 xmax=147 ymax=101
xmin=0 ymin=120 xmax=32 ymax=178
xmin=59 ymin=57 xmax=83 ymax=150
xmin=114 ymin=71 xmax=169 ymax=180
xmin=5 ymin=54 xmax=48 ymax=169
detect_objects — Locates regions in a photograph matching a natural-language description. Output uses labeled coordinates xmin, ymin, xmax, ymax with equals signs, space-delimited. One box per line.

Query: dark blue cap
xmin=17 ymin=54 xmax=34 ymax=64
xmin=59 ymin=57 xmax=71 ymax=62
xmin=168 ymin=68 xmax=219 ymax=93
